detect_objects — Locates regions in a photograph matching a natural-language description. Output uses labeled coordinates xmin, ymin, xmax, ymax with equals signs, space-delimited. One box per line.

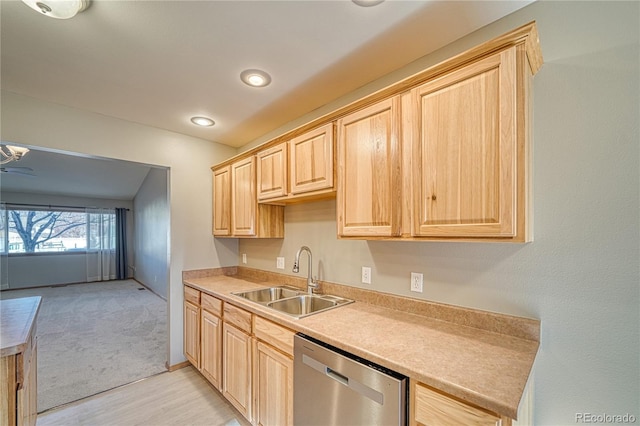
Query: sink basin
xmin=232 ymin=286 xmax=353 ymax=318
xmin=234 ymin=286 xmax=301 ymax=303
xmin=267 ymin=295 xmax=337 ymax=317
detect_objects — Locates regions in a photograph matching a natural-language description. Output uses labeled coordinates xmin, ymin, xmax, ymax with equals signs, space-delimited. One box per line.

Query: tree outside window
xmin=6 ymin=210 xmax=87 ymax=253
xmin=1 ymin=207 xmax=116 ymax=254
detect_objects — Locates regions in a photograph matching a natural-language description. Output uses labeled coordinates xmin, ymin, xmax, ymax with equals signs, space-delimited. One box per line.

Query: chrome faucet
xmin=293 ymin=246 xmax=318 ymax=294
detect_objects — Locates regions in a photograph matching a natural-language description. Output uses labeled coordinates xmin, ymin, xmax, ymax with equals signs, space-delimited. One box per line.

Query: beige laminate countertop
xmin=184 ymin=274 xmax=538 ymax=420
xmin=0 ymin=296 xmax=41 ymax=358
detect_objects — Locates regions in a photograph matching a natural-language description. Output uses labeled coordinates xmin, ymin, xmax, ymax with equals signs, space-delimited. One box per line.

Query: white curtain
xmin=0 ymin=203 xmax=7 ymax=289
xmin=86 ymin=208 xmax=116 ymax=282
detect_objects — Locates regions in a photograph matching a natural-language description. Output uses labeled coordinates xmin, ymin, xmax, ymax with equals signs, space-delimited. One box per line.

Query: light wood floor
xmin=37 ymin=367 xmax=251 ymax=426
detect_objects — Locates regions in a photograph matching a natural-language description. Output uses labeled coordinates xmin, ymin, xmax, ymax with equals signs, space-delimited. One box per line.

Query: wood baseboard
xmin=166 ymin=361 xmax=191 ymax=372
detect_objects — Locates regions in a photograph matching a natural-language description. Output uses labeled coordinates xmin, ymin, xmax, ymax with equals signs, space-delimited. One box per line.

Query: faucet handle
xmin=310 ymin=276 xmax=319 ymax=290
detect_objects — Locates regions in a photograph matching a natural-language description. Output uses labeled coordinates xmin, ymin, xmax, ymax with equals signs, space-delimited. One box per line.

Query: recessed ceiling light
xmin=240 ymin=69 xmax=272 ymax=88
xmin=352 ymin=0 xmax=385 ymax=6
xmin=190 ymin=116 xmax=215 ymax=127
xmin=21 ymin=0 xmax=90 ymax=19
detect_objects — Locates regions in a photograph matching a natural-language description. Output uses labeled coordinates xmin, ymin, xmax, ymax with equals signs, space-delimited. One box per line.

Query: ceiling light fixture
xmin=21 ymin=0 xmax=90 ymax=19
xmin=190 ymin=116 xmax=215 ymax=127
xmin=352 ymin=0 xmax=385 ymax=6
xmin=0 ymin=145 xmax=30 ymax=165
xmin=240 ymin=69 xmax=272 ymax=88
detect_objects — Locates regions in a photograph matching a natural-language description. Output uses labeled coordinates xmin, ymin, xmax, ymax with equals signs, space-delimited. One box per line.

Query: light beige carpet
xmin=1 ymin=280 xmax=167 ymax=412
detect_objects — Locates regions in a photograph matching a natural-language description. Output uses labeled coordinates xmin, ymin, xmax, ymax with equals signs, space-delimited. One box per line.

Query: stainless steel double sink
xmin=232 ymin=286 xmax=353 ymax=319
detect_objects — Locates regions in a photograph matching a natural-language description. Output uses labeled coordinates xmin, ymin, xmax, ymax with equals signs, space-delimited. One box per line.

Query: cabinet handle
xmin=431 ymin=195 xmax=437 ymax=201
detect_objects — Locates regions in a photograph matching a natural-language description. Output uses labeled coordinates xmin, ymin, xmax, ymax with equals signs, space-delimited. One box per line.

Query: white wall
xmin=0 ymin=92 xmax=239 ymax=366
xmin=6 ymin=253 xmax=86 ymax=288
xmin=238 ymin=2 xmax=639 ymax=424
xmin=0 ymin=191 xmax=134 ymax=288
xmin=133 ymin=167 xmax=169 ymax=298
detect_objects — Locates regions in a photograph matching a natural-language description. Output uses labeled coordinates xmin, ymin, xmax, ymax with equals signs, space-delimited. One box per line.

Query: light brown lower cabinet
xmin=200 ymin=293 xmax=223 ymax=390
xmin=17 ymin=341 xmax=37 ymax=426
xmin=253 ymin=342 xmax=293 ymax=426
xmin=183 ymin=300 xmax=200 ymax=368
xmin=1 ymin=319 xmax=38 ymax=426
xmin=1 ymin=345 xmax=38 ymax=426
xmin=185 ymin=286 xmax=527 ymax=426
xmin=183 ymin=285 xmax=297 ymax=425
xmin=200 ymin=309 xmax=222 ymax=390
xmin=253 ymin=316 xmax=295 ymax=426
xmin=223 ymin=322 xmax=253 ymax=420
xmin=412 ymin=381 xmax=511 ymax=426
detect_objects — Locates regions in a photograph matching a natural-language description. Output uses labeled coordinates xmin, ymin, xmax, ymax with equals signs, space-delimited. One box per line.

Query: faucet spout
xmin=293 ymin=246 xmax=318 ymax=294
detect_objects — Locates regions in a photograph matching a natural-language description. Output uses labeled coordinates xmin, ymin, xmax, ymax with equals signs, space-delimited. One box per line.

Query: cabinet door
xmin=412 ymin=48 xmax=516 ymax=238
xmin=200 ymin=310 xmax=222 ymax=390
xmin=223 ymin=322 xmax=252 ymax=420
xmin=257 ymin=143 xmax=288 ymax=201
xmin=184 ymin=301 xmax=200 ymax=368
xmin=289 ymin=123 xmax=334 ymax=195
xmin=231 ymin=156 xmax=257 ymax=236
xmin=337 ymin=97 xmax=402 ymax=236
xmin=254 ymin=342 xmax=293 ymax=426
xmin=212 ymin=166 xmax=232 ymax=236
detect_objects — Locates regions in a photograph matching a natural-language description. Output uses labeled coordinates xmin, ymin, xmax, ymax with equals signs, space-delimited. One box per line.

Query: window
xmin=87 ymin=209 xmax=116 ymax=251
xmin=1 ymin=206 xmax=115 ymax=254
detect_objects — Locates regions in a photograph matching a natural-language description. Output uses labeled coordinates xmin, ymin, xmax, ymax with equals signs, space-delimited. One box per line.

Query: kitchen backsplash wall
xmin=239 ymin=198 xmax=535 ymax=317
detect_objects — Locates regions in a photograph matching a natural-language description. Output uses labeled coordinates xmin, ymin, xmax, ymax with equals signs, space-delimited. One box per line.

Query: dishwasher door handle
xmin=326 ymin=367 xmax=349 ymax=386
xmin=302 ymin=354 xmax=384 ymax=405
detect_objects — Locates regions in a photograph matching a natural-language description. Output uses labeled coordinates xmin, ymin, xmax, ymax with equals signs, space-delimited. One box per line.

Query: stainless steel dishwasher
xmin=294 ymin=333 xmax=408 ymax=426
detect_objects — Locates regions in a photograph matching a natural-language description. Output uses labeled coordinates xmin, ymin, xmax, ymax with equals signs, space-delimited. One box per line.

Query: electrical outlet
xmin=276 ymin=257 xmax=285 ymax=269
xmin=242 ymin=253 xmax=247 ymax=264
xmin=410 ymin=272 xmax=423 ymax=292
xmin=361 ymin=266 xmax=371 ymax=284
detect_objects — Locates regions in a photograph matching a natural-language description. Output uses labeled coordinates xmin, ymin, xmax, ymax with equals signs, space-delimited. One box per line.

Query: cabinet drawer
xmin=414 ymin=382 xmax=500 ymax=426
xmin=201 ymin=293 xmax=222 ymax=317
xmin=254 ymin=316 xmax=295 ymax=356
xmin=184 ymin=286 xmax=200 ymax=305
xmin=223 ymin=304 xmax=252 ymax=333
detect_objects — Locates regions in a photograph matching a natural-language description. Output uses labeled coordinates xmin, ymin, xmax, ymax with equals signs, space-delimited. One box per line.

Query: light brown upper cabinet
xmin=213 ymin=23 xmax=541 ymax=242
xmin=212 ymin=157 xmax=284 ymax=238
xmin=257 ymin=123 xmax=335 ymax=203
xmin=257 ymin=143 xmax=288 ymax=201
xmin=337 ymin=97 xmax=402 ymax=237
xmin=337 ymin=24 xmax=541 ymax=242
xmin=411 ymin=47 xmax=521 ymax=239
xmin=231 ymin=156 xmax=257 ymax=236
xmin=212 ymin=165 xmax=231 ymax=236
xmin=289 ymin=123 xmax=334 ymax=196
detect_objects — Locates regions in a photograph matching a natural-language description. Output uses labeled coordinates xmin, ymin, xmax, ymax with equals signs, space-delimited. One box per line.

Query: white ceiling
xmin=1 ymin=149 xmax=152 ymax=200
xmin=0 ymin=0 xmax=534 ymax=199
